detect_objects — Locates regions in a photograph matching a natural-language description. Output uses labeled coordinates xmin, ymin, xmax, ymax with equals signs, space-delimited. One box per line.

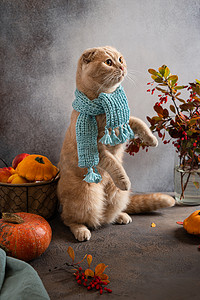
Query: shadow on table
xmin=174 ymin=227 xmax=200 ymax=245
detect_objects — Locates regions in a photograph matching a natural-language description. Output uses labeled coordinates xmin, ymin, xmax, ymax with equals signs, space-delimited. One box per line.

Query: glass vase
xmin=174 ymin=166 xmax=200 ymax=205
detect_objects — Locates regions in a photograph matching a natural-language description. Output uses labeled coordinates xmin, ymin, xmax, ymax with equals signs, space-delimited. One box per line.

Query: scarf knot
xmin=72 ymin=85 xmax=134 ymax=183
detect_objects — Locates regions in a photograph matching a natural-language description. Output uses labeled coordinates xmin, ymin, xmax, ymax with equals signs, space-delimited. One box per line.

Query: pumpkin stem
xmin=35 ymin=156 xmax=45 ymax=164
xmin=2 ymin=213 xmax=24 ymax=224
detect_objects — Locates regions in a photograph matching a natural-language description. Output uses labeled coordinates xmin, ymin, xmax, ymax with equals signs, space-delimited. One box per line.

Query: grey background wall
xmin=1 ymin=0 xmax=200 ymax=192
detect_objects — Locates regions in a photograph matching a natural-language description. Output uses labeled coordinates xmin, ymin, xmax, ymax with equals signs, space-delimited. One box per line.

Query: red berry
xmin=107 ymin=289 xmax=112 ymax=293
xmin=100 ymin=289 xmax=103 ymax=295
xmin=76 ymin=275 xmax=80 ymax=280
xmin=83 ymin=282 xmax=87 ymax=287
xmin=87 ymin=286 xmax=91 ymax=290
xmin=96 ymin=285 xmax=100 ymax=290
xmin=77 ymin=280 xmax=82 ymax=285
xmin=79 ymin=267 xmax=82 ymax=271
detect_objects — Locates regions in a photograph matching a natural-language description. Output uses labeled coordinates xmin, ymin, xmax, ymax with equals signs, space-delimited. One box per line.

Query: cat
xmin=57 ymin=46 xmax=175 ymax=242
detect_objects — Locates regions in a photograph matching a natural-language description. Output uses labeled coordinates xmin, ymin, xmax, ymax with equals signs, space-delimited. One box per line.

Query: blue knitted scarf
xmin=72 ymin=85 xmax=134 ymax=183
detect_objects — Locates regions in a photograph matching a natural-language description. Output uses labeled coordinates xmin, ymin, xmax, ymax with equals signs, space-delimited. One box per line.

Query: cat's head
xmin=76 ymin=46 xmax=127 ymax=98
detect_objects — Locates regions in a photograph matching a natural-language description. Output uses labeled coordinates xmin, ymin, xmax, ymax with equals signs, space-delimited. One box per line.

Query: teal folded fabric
xmin=0 ymin=249 xmax=50 ymax=300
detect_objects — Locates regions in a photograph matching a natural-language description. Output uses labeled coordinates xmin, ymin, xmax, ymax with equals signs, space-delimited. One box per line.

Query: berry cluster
xmin=74 ymin=267 xmax=112 ymax=295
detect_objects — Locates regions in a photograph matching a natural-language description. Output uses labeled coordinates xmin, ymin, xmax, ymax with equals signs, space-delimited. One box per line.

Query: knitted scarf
xmin=72 ymin=85 xmax=134 ymax=183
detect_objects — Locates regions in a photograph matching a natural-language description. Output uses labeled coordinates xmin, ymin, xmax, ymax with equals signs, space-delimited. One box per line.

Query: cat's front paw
xmin=116 ymin=212 xmax=132 ymax=224
xmin=115 ymin=175 xmax=131 ymax=191
xmin=143 ymin=135 xmax=158 ymax=147
xmin=70 ymin=224 xmax=91 ymax=242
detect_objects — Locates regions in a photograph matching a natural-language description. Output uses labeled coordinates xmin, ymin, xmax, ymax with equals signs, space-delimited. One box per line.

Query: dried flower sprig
xmin=50 ymin=246 xmax=112 ymax=295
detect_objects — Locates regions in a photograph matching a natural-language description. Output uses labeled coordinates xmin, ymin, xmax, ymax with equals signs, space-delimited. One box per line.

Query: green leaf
xmin=152 ymin=116 xmax=163 ymax=123
xmin=151 ymin=75 xmax=163 ymax=83
xmin=193 ymin=182 xmax=200 ymax=189
xmin=164 ymin=67 xmax=170 ymax=79
xmin=158 ymin=65 xmax=166 ymax=76
xmin=195 ymin=148 xmax=200 ymax=153
xmin=170 ymin=105 xmax=176 ymax=113
xmin=148 ymin=69 xmax=158 ymax=76
xmin=174 ymin=85 xmax=185 ymax=90
xmin=168 ymin=75 xmax=178 ymax=86
xmin=176 ymin=97 xmax=185 ymax=103
xmin=156 ymin=86 xmax=168 ymax=93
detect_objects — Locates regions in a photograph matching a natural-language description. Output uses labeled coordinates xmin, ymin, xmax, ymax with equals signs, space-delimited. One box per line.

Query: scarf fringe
xmin=83 ymin=167 xmax=102 ymax=183
xmin=126 ymin=124 xmax=135 ymax=139
xmin=110 ymin=129 xmax=121 ymax=146
xmin=99 ymin=123 xmax=134 ymax=146
xmin=99 ymin=128 xmax=112 ymax=145
xmin=118 ymin=125 xmax=128 ymax=143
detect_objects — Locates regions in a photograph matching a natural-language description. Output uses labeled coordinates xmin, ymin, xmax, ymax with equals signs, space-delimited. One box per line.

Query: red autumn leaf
xmin=87 ymin=254 xmax=92 ymax=268
xmin=163 ymin=108 xmax=169 ymax=118
xmin=67 ymin=246 xmax=75 ymax=262
xmin=95 ymin=263 xmax=108 ymax=276
xmin=85 ymin=268 xmax=94 ymax=278
xmin=170 ymin=105 xmax=176 ymax=113
xmin=154 ymin=104 xmax=164 ymax=115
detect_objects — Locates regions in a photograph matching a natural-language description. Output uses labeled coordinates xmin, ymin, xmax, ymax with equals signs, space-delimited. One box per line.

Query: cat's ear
xmin=82 ymin=48 xmax=97 ymax=64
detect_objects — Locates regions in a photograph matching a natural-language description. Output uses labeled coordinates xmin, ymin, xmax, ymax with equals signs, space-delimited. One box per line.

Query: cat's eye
xmin=105 ymin=59 xmax=112 ymax=66
xmin=119 ymin=57 xmax=123 ymax=63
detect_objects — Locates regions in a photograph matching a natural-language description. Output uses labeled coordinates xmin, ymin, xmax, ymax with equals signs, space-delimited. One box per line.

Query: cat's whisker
xmin=126 ymin=74 xmax=136 ymax=87
xmin=128 ymin=69 xmax=142 ymax=75
xmin=97 ymin=74 xmax=116 ymax=93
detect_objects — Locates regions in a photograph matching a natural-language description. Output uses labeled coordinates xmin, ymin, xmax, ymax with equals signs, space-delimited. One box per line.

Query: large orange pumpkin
xmin=0 ymin=212 xmax=52 ymax=261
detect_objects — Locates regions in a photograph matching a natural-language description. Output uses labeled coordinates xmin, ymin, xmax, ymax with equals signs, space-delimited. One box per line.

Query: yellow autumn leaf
xmin=67 ymin=246 xmax=75 ymax=262
xmin=99 ymin=273 xmax=109 ymax=280
xmin=95 ymin=263 xmax=108 ymax=276
xmin=85 ymin=269 xmax=94 ymax=278
xmin=101 ymin=279 xmax=110 ymax=284
xmin=87 ymin=254 xmax=92 ymax=267
xmin=151 ymin=222 xmax=156 ymax=227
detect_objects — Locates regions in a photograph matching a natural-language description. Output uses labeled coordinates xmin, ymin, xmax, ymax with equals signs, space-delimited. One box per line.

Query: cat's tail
xmin=125 ymin=193 xmax=175 ymax=214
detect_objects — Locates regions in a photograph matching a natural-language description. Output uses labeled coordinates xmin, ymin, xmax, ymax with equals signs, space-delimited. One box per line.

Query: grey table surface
xmin=30 ymin=204 xmax=200 ymax=300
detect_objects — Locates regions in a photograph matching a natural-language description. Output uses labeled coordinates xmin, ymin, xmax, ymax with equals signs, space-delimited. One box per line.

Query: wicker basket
xmin=0 ymin=176 xmax=59 ymax=219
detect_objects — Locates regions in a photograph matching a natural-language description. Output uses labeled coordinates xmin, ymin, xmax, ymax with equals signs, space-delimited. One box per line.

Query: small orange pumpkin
xmin=16 ymin=154 xmax=58 ymax=181
xmin=183 ymin=210 xmax=200 ymax=235
xmin=0 ymin=212 xmax=52 ymax=261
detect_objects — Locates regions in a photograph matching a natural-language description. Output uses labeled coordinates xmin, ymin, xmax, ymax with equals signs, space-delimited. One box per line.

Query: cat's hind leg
xmin=57 ymin=172 xmax=105 ymax=242
xmin=103 ymin=182 xmax=132 ymax=225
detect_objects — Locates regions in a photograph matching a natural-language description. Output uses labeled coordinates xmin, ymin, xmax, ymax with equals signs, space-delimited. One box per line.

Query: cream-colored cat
xmin=57 ymin=46 xmax=175 ymax=242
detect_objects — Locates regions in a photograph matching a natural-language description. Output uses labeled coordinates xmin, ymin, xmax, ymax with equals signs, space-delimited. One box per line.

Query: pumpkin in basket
xmin=0 ymin=212 xmax=52 ymax=261
xmin=183 ymin=210 xmax=200 ymax=235
xmin=16 ymin=154 xmax=58 ymax=182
